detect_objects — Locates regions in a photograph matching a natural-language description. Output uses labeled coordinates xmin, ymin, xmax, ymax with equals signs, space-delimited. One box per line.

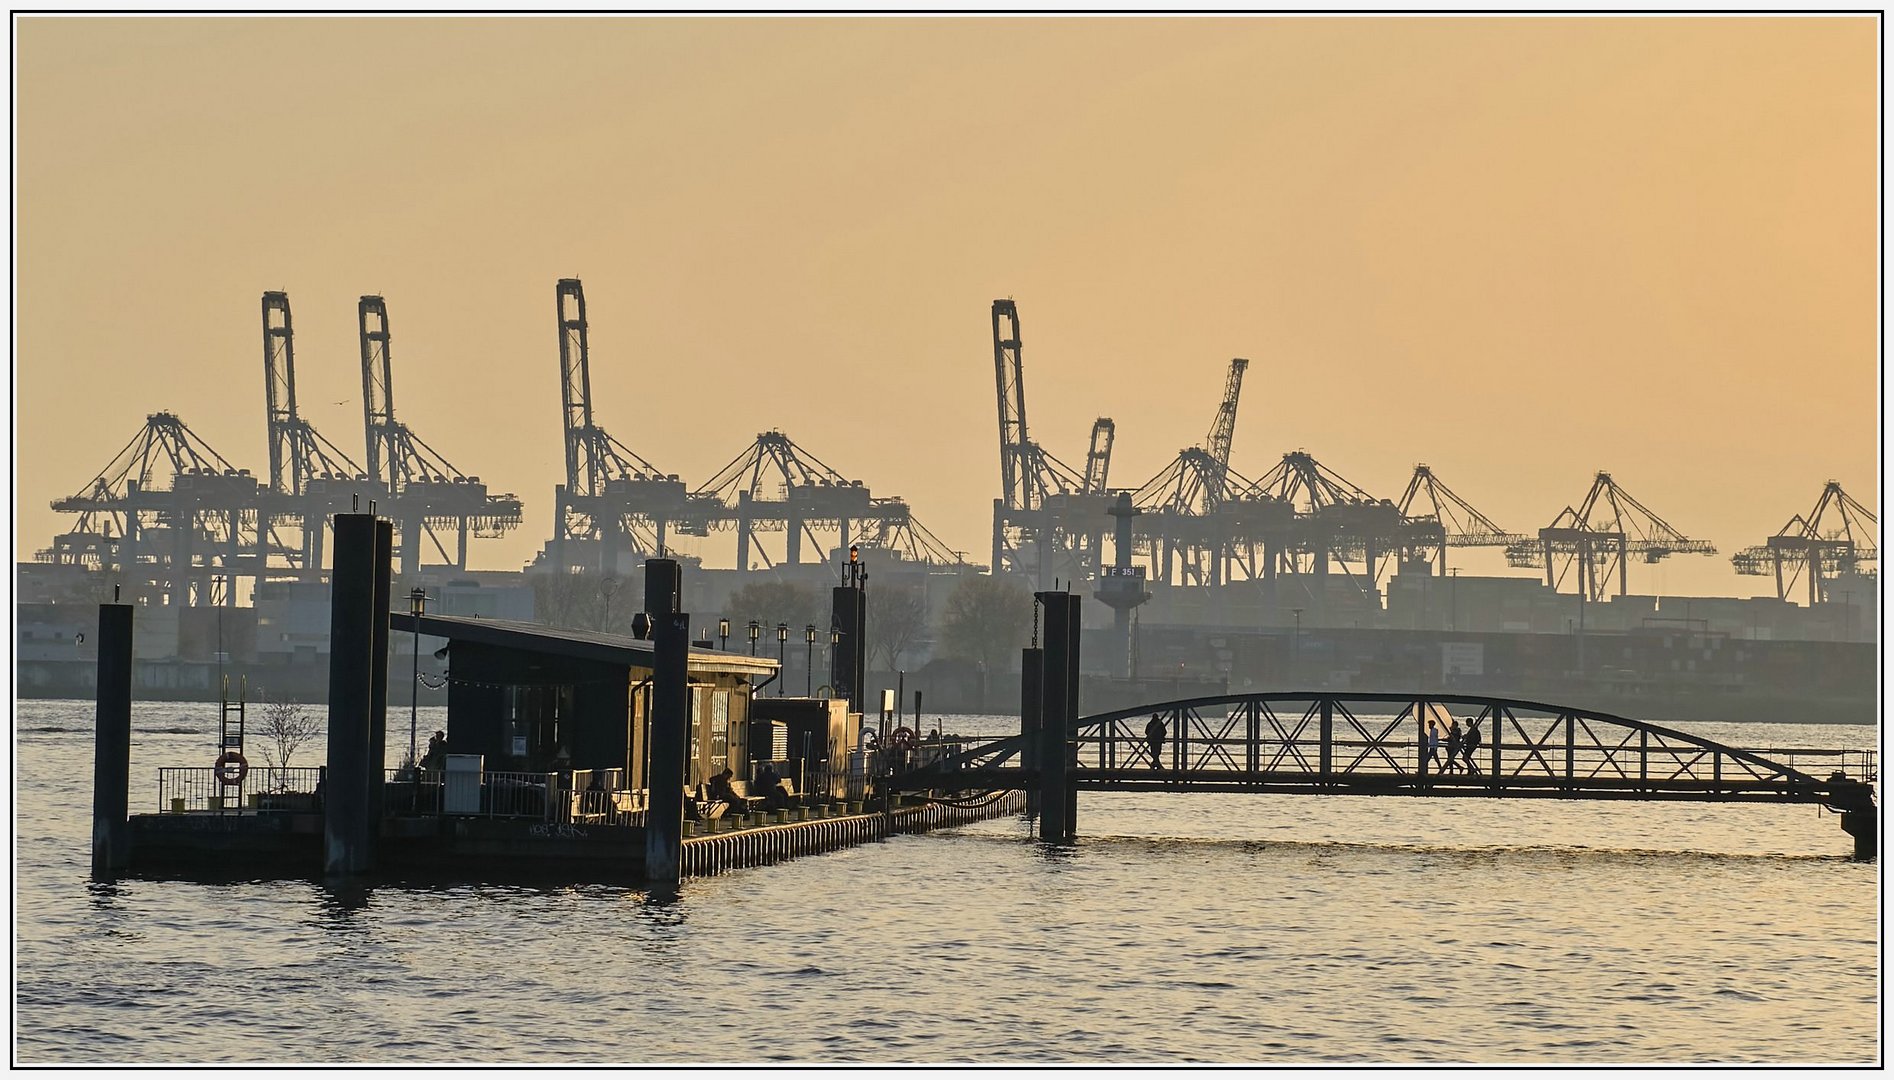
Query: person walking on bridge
xmin=1144 ymin=715 xmax=1166 ymax=770
xmin=1462 ymin=718 xmax=1482 ymax=774
xmin=1444 ymin=719 xmax=1463 ymax=774
xmin=1423 ymin=717 xmax=1442 ymax=773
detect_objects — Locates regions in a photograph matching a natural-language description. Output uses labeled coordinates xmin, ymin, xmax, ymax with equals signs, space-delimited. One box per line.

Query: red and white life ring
xmin=213 ymin=750 xmax=249 ymax=787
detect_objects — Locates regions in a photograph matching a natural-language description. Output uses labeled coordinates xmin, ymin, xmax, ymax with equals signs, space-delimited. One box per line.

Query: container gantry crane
xmin=989 ymin=298 xmax=1102 ymax=586
xmin=1133 ymin=358 xmax=1253 ymax=586
xmin=1732 ymin=481 xmax=1877 ymax=605
xmin=42 ymin=412 xmax=282 ymax=606
xmin=1227 ymin=450 xmax=1403 ymax=601
xmin=357 ymin=295 xmax=522 ymax=576
xmin=1387 ymin=464 xmax=1526 ymax=579
xmin=692 ymin=431 xmax=962 ymax=572
xmin=261 ymin=291 xmax=384 ymax=578
xmin=548 ymin=278 xmax=709 ymax=574
xmin=1506 ymin=471 xmax=1716 ymax=602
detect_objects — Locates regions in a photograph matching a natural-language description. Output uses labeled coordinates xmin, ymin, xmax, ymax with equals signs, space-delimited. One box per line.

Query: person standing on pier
xmin=1444 ymin=719 xmax=1463 ymax=774
xmin=1144 ymin=715 xmax=1166 ymax=769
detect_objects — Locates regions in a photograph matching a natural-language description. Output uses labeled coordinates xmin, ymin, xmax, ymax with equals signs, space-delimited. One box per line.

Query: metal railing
xmin=157 ymin=766 xmax=324 ymax=813
xmin=396 ymin=768 xmax=644 ymax=823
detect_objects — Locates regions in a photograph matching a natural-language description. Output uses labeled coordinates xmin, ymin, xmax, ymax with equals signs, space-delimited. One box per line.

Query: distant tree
xmin=531 ymin=571 xmax=634 ymax=635
xmin=256 ymin=697 xmax=321 ymax=782
xmin=725 ymin=581 xmax=825 ymax=640
xmin=938 ymin=576 xmax=1031 ymax=674
xmin=869 ymin=585 xmax=930 ymax=672
xmin=44 ymin=569 xmax=118 ymax=606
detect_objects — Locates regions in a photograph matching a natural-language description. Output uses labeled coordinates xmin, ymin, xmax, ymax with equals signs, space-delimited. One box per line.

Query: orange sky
xmin=13 ymin=16 xmax=1880 ymax=600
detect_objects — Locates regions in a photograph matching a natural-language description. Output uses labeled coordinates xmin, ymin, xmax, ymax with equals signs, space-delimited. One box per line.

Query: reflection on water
xmin=13 ymin=700 xmax=1878 ymax=1064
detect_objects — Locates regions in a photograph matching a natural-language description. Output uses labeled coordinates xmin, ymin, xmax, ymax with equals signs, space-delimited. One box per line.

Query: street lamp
xmin=407 ymin=587 xmax=426 ymax=774
xmin=747 ymin=620 xmax=761 ymax=656
xmin=776 ymin=623 xmax=789 ymax=695
xmin=718 ymin=618 xmax=730 ymax=651
xmin=1290 ymin=607 xmax=1303 ymax=676
xmin=804 ymin=624 xmax=818 ymax=696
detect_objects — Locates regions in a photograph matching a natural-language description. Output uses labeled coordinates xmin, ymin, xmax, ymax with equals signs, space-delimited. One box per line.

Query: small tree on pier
xmin=257 ymin=696 xmax=321 ymax=785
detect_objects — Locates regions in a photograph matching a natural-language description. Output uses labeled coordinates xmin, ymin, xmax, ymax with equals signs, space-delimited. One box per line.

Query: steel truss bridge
xmin=894 ymin=691 xmax=1878 ymax=857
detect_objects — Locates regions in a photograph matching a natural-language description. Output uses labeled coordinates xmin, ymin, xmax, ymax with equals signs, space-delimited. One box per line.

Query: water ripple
xmin=12 ymin=702 xmax=1879 ymax=1064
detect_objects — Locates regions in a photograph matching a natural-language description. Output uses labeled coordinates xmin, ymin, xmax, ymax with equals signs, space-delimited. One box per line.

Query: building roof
xmin=390 ymin=613 xmax=780 ymax=677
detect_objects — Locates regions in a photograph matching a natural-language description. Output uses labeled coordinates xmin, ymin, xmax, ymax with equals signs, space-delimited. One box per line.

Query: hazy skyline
xmin=15 ymin=15 xmax=1879 ymax=600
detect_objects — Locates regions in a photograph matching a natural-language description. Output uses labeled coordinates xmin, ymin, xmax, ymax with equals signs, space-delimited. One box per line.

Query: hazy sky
xmin=14 ymin=16 xmax=1879 ymax=600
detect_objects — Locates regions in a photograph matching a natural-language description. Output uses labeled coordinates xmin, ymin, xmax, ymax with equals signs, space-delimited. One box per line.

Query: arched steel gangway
xmin=891 ymin=691 xmax=1879 ymax=859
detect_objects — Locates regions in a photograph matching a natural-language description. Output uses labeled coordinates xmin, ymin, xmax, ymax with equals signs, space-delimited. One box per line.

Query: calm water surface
xmin=12 ymin=699 xmax=1880 ymax=1064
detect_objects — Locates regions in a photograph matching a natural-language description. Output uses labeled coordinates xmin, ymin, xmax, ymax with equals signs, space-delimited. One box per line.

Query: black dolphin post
xmin=643 ymin=558 xmax=688 ymax=884
xmin=1838 ymin=794 xmax=1877 ymax=861
xmin=366 ymin=519 xmax=393 ymax=843
xmin=90 ymin=602 xmax=135 ymax=878
xmin=1035 ymin=592 xmax=1079 ymax=843
xmin=324 ymin=513 xmax=380 ymax=876
xmin=830 ymin=553 xmax=866 ymax=711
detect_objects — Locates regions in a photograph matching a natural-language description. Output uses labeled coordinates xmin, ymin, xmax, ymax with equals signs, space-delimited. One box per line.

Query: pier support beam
xmin=1841 ymin=806 xmax=1877 ymax=861
xmin=644 ymin=558 xmax=688 ymax=885
xmin=367 ymin=519 xmax=393 ymax=838
xmin=830 ymin=569 xmax=866 ymax=713
xmin=324 ymin=513 xmax=379 ymax=877
xmin=1035 ymin=592 xmax=1079 ymax=843
xmin=1020 ymin=646 xmax=1042 ymax=815
xmin=90 ymin=603 xmax=134 ymax=879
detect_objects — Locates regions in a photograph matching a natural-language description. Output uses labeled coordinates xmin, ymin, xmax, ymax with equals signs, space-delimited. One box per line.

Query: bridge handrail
xmin=905 ymin=691 xmax=1856 ymax=787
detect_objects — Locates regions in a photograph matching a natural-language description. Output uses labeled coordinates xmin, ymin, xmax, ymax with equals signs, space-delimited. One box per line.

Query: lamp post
xmin=747 ymin=620 xmax=760 ymax=656
xmin=776 ymin=623 xmax=789 ymax=695
xmin=1290 ymin=607 xmax=1303 ymax=680
xmin=804 ymin=624 xmax=818 ymax=697
xmin=829 ymin=626 xmax=842 ymax=694
xmin=600 ymin=576 xmax=620 ymax=633
xmin=407 ymin=587 xmax=426 ymax=773
xmin=718 ymin=618 xmax=730 ymax=651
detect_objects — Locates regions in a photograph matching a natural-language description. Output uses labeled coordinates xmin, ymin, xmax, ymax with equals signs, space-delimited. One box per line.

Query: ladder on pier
xmin=220 ymin=675 xmax=246 ymax=756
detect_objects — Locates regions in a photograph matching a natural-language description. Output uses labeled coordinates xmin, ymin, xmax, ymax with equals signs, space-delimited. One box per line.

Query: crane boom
xmin=359 ymin=295 xmax=395 ymax=489
xmin=1203 ymin=358 xmax=1247 ymax=473
xmin=557 ymin=279 xmax=600 ymax=497
xmin=1396 ymin=465 xmax=1524 ymax=546
xmin=262 ymin=292 xmax=298 ymax=494
xmin=992 ymin=299 xmax=1029 ymax=511
xmin=1084 ymin=418 xmax=1114 ymax=494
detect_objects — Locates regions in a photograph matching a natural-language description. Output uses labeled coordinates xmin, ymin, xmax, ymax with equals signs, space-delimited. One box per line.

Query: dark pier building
xmin=396 ymin=614 xmax=778 ymax=795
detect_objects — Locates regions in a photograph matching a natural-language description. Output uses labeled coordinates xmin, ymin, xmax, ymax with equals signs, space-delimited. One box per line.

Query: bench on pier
xmin=696 ymin=773 xmax=799 ymax=814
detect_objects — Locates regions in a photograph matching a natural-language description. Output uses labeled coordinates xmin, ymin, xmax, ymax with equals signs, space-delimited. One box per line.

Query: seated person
xmin=705 ymin=768 xmax=744 ymax=816
xmin=753 ymin=763 xmax=791 ymax=811
xmin=421 ymin=730 xmax=447 ymax=772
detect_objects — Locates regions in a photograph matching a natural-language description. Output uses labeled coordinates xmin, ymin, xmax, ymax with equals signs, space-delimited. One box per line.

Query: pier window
xmin=709 ymin=690 xmax=730 ymax=773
